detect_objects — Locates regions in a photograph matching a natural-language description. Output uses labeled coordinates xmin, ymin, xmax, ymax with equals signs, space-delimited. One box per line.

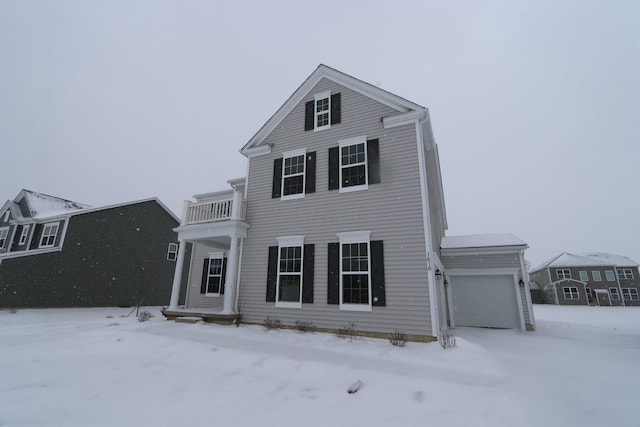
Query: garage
xmin=449 ymin=274 xmax=521 ymax=329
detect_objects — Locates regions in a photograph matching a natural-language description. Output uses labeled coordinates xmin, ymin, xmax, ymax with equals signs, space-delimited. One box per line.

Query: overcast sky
xmin=1 ymin=0 xmax=638 ymax=267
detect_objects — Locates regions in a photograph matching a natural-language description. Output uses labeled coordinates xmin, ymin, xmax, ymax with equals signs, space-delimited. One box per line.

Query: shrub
xmin=388 ymin=329 xmax=408 ymax=347
xmin=137 ymin=310 xmax=153 ymax=322
xmin=263 ymin=316 xmax=282 ymax=330
xmin=336 ymin=323 xmax=359 ymax=342
xmin=438 ymin=330 xmax=457 ymax=349
xmin=295 ymin=320 xmax=317 ymax=333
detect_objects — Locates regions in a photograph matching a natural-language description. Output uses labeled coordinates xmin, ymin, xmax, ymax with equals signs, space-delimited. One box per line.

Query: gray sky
xmin=1 ymin=0 xmax=638 ymax=267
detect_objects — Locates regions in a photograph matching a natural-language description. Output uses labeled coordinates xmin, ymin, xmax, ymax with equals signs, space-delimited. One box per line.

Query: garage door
xmin=450 ymin=275 xmax=520 ymax=329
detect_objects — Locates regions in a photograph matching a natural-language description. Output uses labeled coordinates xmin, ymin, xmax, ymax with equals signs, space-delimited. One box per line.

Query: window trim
xmin=622 ymin=288 xmax=639 ymax=301
xmin=18 ymin=225 xmax=30 ymax=246
xmin=586 ymin=287 xmax=592 ymax=300
xmin=0 ymin=226 xmax=9 ymax=249
xmin=579 ymin=271 xmax=588 ymax=281
xmin=605 ymin=270 xmax=615 ymax=281
xmin=338 ymin=136 xmax=369 ymax=193
xmin=609 ymin=287 xmax=620 ymax=301
xmin=39 ymin=222 xmax=60 ymax=248
xmin=617 ymin=269 xmax=634 ymax=280
xmin=313 ymin=91 xmax=331 ymax=131
xmin=167 ymin=243 xmax=179 ymax=261
xmin=204 ymin=251 xmax=225 ymax=296
xmin=280 ymin=149 xmax=307 ymax=201
xmin=338 ymin=231 xmax=372 ymax=312
xmin=592 ymin=271 xmax=602 ymax=281
xmin=563 ymin=286 xmax=579 ymax=300
xmin=556 ymin=269 xmax=571 ymax=280
xmin=275 ymin=236 xmax=305 ymax=308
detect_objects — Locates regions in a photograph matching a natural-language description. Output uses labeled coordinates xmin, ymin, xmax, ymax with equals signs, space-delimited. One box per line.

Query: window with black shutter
xmin=305 ymin=92 xmax=341 ymax=131
xmin=272 ymin=151 xmax=316 ymax=199
xmin=328 ymin=137 xmax=380 ymax=192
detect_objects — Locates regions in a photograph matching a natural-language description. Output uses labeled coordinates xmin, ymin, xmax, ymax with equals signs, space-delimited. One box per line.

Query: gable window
xmin=39 ymin=222 xmax=60 ymax=248
xmin=272 ymin=150 xmax=316 ymax=199
xmin=200 ymin=252 xmax=226 ymax=296
xmin=563 ymin=286 xmax=579 ymax=300
xmin=556 ymin=269 xmax=571 ymax=280
xmin=605 ymin=270 xmax=615 ymax=281
xmin=328 ymin=137 xmax=380 ymax=192
xmin=266 ymin=237 xmax=314 ymax=307
xmin=304 ymin=91 xmax=341 ymax=131
xmin=592 ymin=271 xmax=602 ymax=281
xmin=18 ymin=225 xmax=30 ymax=246
xmin=617 ymin=269 xmax=634 ymax=280
xmin=167 ymin=243 xmax=178 ymax=261
xmin=609 ymin=288 xmax=620 ymax=301
xmin=622 ymin=288 xmax=639 ymax=301
xmin=579 ymin=271 xmax=588 ymax=281
xmin=0 ymin=227 xmax=9 ymax=249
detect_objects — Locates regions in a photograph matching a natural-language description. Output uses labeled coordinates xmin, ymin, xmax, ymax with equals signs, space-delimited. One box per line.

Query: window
xmin=592 ymin=271 xmax=602 ymax=281
xmin=586 ymin=287 xmax=592 ymax=299
xmin=39 ymin=222 xmax=59 ymax=248
xmin=556 ymin=269 xmax=571 ymax=280
xmin=579 ymin=271 xmax=588 ymax=281
xmin=272 ymin=150 xmax=316 ymax=199
xmin=563 ymin=287 xmax=579 ymax=300
xmin=167 ymin=243 xmax=178 ymax=261
xmin=328 ymin=137 xmax=380 ymax=192
xmin=0 ymin=227 xmax=9 ymax=249
xmin=622 ymin=288 xmax=639 ymax=301
xmin=304 ymin=92 xmax=341 ymax=131
xmin=617 ymin=269 xmax=634 ymax=280
xmin=609 ymin=288 xmax=620 ymax=300
xmin=266 ymin=238 xmax=314 ymax=306
xmin=3 ymin=211 xmax=9 ymax=222
xmin=605 ymin=270 xmax=615 ymax=281
xmin=18 ymin=225 xmax=30 ymax=246
xmin=200 ymin=252 xmax=225 ymax=296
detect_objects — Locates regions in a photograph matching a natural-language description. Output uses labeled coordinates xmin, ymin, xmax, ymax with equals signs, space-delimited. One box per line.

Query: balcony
xmin=183 ymin=197 xmax=246 ymax=225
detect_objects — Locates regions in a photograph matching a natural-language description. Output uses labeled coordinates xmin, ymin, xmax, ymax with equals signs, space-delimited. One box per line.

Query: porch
xmin=162 ymin=307 xmax=238 ymax=325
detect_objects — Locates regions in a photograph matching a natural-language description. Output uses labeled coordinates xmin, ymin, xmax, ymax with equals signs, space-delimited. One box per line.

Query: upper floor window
xmin=272 ymin=150 xmax=316 ymax=199
xmin=39 ymin=222 xmax=59 ymax=248
xmin=617 ymin=269 xmax=634 ymax=280
xmin=19 ymin=225 xmax=30 ymax=246
xmin=167 ymin=243 xmax=178 ymax=261
xmin=328 ymin=137 xmax=380 ymax=193
xmin=0 ymin=227 xmax=9 ymax=249
xmin=605 ymin=270 xmax=616 ymax=281
xmin=305 ymin=92 xmax=341 ymax=131
xmin=563 ymin=286 xmax=579 ymax=300
xmin=592 ymin=271 xmax=602 ymax=281
xmin=556 ymin=269 xmax=571 ymax=280
xmin=579 ymin=271 xmax=588 ymax=281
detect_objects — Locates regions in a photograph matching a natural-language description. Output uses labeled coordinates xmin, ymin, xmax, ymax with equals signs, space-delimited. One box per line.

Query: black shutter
xmin=304 ymin=100 xmax=314 ymax=131
xmin=328 ymin=147 xmax=339 ymax=190
xmin=266 ymin=246 xmax=278 ymax=302
xmin=370 ymin=240 xmax=385 ymax=306
xmin=302 ymin=244 xmax=314 ymax=303
xmin=272 ymin=158 xmax=283 ymax=198
xmin=200 ymin=258 xmax=210 ymax=294
xmin=327 ymin=242 xmax=340 ymax=304
xmin=220 ymin=257 xmax=227 ymax=294
xmin=331 ymin=93 xmax=341 ymax=125
xmin=367 ymin=139 xmax=380 ymax=185
xmin=305 ymin=151 xmax=316 ymax=194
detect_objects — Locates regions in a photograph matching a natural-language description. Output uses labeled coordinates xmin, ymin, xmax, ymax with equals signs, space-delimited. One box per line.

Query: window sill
xmin=314 ymin=125 xmax=331 ymax=132
xmin=339 ymin=184 xmax=368 ymax=194
xmin=275 ymin=301 xmax=302 ymax=309
xmin=204 ymin=294 xmax=221 ymax=298
xmin=281 ymin=193 xmax=305 ymax=201
xmin=339 ymin=304 xmax=372 ymax=312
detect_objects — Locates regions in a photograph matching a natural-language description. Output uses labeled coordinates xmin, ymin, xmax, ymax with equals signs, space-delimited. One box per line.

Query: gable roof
xmin=240 ymin=64 xmax=426 ymax=155
xmin=1 ymin=190 xmax=89 ymax=221
xmin=531 ymin=252 xmax=639 ymax=273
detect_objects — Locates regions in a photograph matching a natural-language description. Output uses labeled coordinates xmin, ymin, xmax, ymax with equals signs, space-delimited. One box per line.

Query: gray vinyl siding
xmin=239 ymin=78 xmax=434 ymax=337
xmin=185 ymin=242 xmax=225 ymax=310
xmin=441 ymin=252 xmax=522 ymax=270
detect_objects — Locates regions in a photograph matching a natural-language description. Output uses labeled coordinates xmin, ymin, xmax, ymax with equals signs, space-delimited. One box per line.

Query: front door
xmin=595 ymin=290 xmax=611 ymax=306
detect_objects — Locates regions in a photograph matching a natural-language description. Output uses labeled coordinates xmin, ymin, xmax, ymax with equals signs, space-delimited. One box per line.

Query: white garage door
xmin=450 ymin=275 xmax=521 ymax=329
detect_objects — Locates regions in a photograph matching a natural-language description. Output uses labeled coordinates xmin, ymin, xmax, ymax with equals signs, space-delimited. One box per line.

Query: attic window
xmin=305 ymin=92 xmax=341 ymax=131
xmin=3 ymin=211 xmax=9 ymax=222
xmin=39 ymin=222 xmax=60 ymax=248
xmin=0 ymin=227 xmax=9 ymax=249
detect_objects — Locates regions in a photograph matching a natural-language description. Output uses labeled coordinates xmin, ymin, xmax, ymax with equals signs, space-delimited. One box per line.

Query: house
xmin=529 ymin=252 xmax=640 ymax=306
xmin=164 ymin=64 xmax=534 ymax=339
xmin=0 ymin=190 xmax=187 ymax=308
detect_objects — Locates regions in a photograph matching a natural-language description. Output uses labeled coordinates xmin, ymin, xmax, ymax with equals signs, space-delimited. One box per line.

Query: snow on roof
xmin=441 ymin=233 xmax=527 ymax=249
xmin=18 ymin=190 xmax=89 ymax=219
xmin=532 ymin=252 xmax=639 ymax=272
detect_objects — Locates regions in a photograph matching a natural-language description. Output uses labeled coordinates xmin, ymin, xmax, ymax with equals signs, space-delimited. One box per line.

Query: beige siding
xmin=238 ymin=78 xmax=436 ymax=337
xmin=185 ymin=242 xmax=225 ymax=310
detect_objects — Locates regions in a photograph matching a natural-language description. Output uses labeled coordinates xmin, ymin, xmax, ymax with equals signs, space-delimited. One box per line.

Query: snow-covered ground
xmin=1 ymin=305 xmax=637 ymax=426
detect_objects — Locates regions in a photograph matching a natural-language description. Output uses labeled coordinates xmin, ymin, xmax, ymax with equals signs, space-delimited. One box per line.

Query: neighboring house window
xmin=617 ymin=269 xmax=634 ymax=280
xmin=609 ymin=288 xmax=620 ymax=300
xmin=605 ymin=270 xmax=615 ymax=281
xmin=327 ymin=231 xmax=386 ymax=311
xmin=271 ymin=150 xmax=316 ymax=199
xmin=18 ymin=225 xmax=30 ymax=246
xmin=266 ymin=238 xmax=315 ymax=306
xmin=0 ymin=227 xmax=9 ymax=249
xmin=167 ymin=243 xmax=178 ymax=261
xmin=622 ymin=288 xmax=639 ymax=301
xmin=556 ymin=269 xmax=571 ymax=280
xmin=586 ymin=287 xmax=592 ymax=299
xmin=200 ymin=253 xmax=226 ymax=296
xmin=579 ymin=271 xmax=588 ymax=281
xmin=304 ymin=91 xmax=341 ymax=131
xmin=592 ymin=271 xmax=602 ymax=281
xmin=563 ymin=287 xmax=579 ymax=300
xmin=39 ymin=222 xmax=59 ymax=248
xmin=328 ymin=136 xmax=380 ymax=192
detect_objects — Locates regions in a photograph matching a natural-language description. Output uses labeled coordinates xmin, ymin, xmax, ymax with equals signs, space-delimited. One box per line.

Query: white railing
xmin=184 ymin=198 xmax=246 ymax=225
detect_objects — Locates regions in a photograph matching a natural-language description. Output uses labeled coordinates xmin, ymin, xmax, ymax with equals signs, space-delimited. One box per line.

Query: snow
xmin=441 ymin=233 xmax=527 ymax=249
xmin=1 ymin=305 xmax=638 ymax=426
xmin=533 ymin=252 xmax=639 ymax=272
xmin=21 ymin=190 xmax=88 ymax=219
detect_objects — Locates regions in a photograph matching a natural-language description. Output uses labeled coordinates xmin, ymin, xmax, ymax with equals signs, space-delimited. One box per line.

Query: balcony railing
xmin=183 ymin=197 xmax=246 ymax=225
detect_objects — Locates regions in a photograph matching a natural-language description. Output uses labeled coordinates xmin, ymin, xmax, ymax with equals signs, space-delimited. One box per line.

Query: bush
xmin=137 ymin=310 xmax=153 ymax=322
xmin=295 ymin=320 xmax=317 ymax=333
xmin=263 ymin=316 xmax=282 ymax=330
xmin=438 ymin=330 xmax=457 ymax=349
xmin=388 ymin=329 xmax=408 ymax=347
xmin=336 ymin=323 xmax=359 ymax=342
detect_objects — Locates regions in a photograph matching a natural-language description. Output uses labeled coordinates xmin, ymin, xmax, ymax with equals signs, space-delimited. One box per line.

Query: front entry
xmin=594 ymin=289 xmax=611 ymax=306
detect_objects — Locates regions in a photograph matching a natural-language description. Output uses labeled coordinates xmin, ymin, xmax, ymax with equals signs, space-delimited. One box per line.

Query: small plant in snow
xmin=9 ymin=309 xmax=18 ymax=314
xmin=137 ymin=310 xmax=153 ymax=322
xmin=295 ymin=320 xmax=317 ymax=333
xmin=336 ymin=323 xmax=359 ymax=342
xmin=389 ymin=329 xmax=408 ymax=347
xmin=438 ymin=330 xmax=457 ymax=350
xmin=263 ymin=316 xmax=281 ymax=330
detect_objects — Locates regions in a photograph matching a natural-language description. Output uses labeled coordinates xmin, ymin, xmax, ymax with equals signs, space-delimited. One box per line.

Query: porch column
xmin=168 ymin=238 xmax=187 ymax=310
xmin=222 ymin=236 xmax=240 ymax=314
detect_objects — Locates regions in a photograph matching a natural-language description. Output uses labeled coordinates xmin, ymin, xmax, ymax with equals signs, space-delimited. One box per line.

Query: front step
xmin=175 ymin=316 xmax=203 ymax=324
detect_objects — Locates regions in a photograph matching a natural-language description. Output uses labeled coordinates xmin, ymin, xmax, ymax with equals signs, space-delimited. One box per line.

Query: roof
xmin=240 ymin=64 xmax=426 ymax=155
xmin=441 ymin=233 xmax=528 ymax=250
xmin=531 ymin=252 xmax=639 ymax=273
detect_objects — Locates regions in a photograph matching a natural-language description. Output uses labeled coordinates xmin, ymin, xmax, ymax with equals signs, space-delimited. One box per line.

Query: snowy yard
xmin=1 ymin=305 xmax=637 ymax=427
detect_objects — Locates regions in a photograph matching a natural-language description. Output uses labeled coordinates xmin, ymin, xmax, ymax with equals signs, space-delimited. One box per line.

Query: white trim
xmin=39 ymin=221 xmax=60 ymax=248
xmin=313 ymin=90 xmax=331 ymax=131
xmin=605 ymin=270 xmax=616 ymax=281
xmin=382 ymin=110 xmax=426 ymax=128
xmin=609 ymin=287 xmax=620 ymax=300
xmin=519 ymin=249 xmax=535 ymax=328
xmin=276 ymin=235 xmax=305 ymax=247
xmin=579 ymin=270 xmax=589 ymax=281
xmin=337 ymin=230 xmax=370 ymax=244
xmin=167 ymin=242 xmax=179 ymax=261
xmin=243 ymin=145 xmax=272 ymax=158
xmin=281 ymin=148 xmax=307 ymax=201
xmin=592 ymin=270 xmax=602 ymax=281
xmin=18 ymin=225 xmax=30 ymax=246
xmin=204 ymin=252 xmax=226 ymax=297
xmin=513 ymin=273 xmax=526 ymax=331
xmin=274 ymin=237 xmax=305 ymax=309
xmin=338 ymin=135 xmax=368 ymax=193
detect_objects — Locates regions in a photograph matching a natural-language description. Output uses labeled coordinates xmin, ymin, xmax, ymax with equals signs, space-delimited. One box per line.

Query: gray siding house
xmin=0 ymin=190 xmax=187 ymax=308
xmin=164 ymin=65 xmax=533 ymax=339
xmin=530 ymin=252 xmax=640 ymax=306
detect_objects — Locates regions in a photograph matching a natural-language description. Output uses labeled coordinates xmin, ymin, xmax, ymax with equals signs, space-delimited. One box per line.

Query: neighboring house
xmin=529 ymin=252 xmax=640 ymax=306
xmin=0 ymin=190 xmax=188 ymax=308
xmin=164 ymin=64 xmax=533 ymax=339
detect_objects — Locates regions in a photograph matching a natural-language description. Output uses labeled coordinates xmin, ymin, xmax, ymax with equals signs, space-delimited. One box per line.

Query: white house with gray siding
xmin=165 ymin=65 xmax=533 ymax=339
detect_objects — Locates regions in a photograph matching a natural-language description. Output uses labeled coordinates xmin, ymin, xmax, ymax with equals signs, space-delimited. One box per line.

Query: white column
xmin=168 ymin=239 xmax=187 ymax=310
xmin=222 ymin=236 xmax=239 ymax=314
xmin=230 ymin=190 xmax=243 ymax=220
